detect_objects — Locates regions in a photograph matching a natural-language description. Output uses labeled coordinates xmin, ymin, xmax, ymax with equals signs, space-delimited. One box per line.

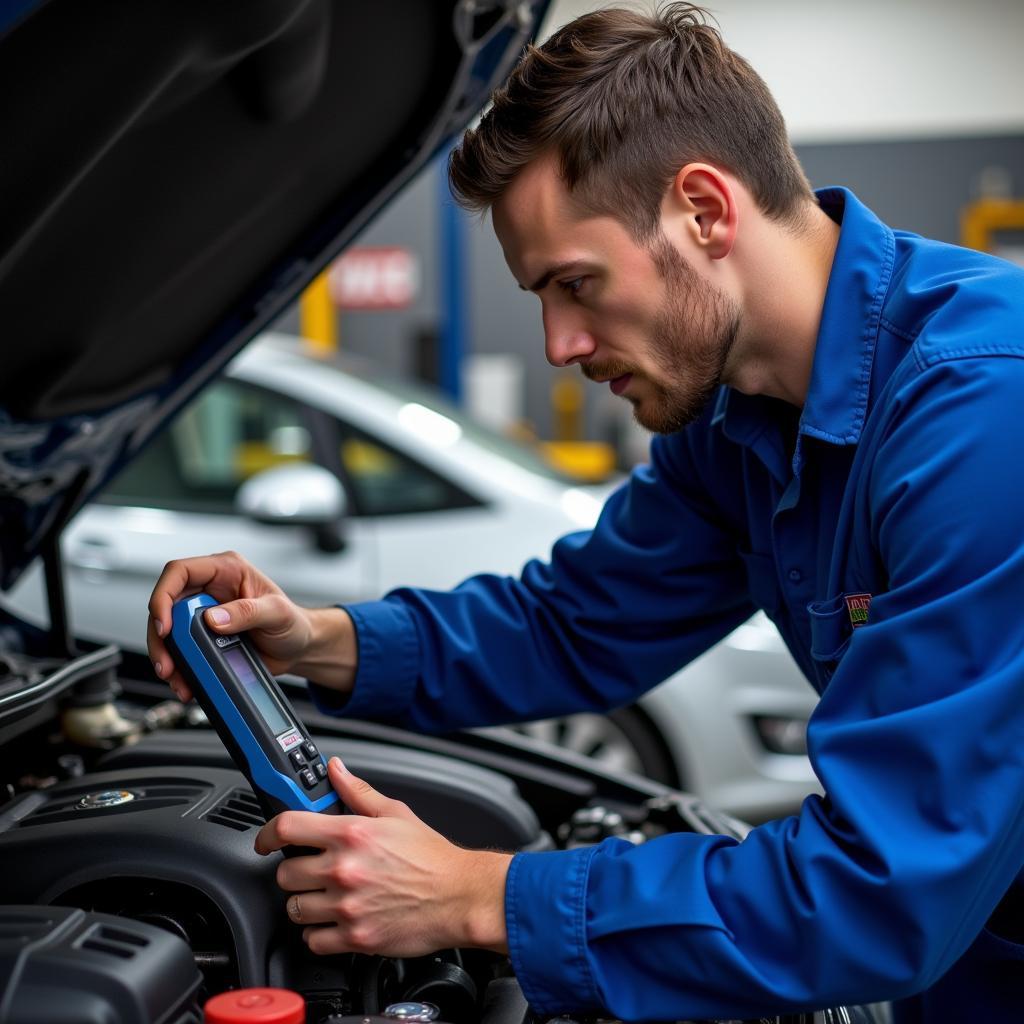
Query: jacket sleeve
xmin=508 ymin=354 xmax=1024 ymax=1019
xmin=310 ymin=423 xmax=756 ymax=731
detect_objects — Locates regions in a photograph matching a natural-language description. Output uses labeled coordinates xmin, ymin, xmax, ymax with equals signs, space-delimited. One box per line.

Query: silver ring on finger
xmin=288 ymin=895 xmax=302 ymax=922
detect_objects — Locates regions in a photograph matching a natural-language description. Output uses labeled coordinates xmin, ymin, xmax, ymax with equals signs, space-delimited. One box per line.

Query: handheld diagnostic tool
xmin=167 ymin=593 xmax=343 ymax=821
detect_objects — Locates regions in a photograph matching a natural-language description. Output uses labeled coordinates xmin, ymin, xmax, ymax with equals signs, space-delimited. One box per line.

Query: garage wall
xmin=276 ymin=1 xmax=1024 ymax=447
xmin=459 ymin=132 xmax=1024 ymax=445
xmin=545 ymin=0 xmax=1024 ymax=143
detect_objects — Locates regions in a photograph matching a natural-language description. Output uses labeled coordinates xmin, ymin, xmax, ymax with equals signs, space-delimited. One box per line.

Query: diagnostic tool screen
xmin=224 ymin=645 xmax=292 ymax=736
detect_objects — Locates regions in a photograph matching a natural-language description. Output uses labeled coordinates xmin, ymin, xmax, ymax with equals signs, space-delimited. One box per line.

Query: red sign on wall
xmin=328 ymin=246 xmax=420 ymax=310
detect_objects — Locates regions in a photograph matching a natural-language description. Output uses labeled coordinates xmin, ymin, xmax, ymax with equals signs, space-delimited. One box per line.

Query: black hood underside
xmin=0 ymin=0 xmax=545 ymax=590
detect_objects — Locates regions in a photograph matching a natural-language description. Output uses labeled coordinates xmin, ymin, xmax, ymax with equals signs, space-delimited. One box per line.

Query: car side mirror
xmin=236 ymin=463 xmax=348 ymax=553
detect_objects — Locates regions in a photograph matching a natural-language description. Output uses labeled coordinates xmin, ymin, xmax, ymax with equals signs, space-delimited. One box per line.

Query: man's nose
xmin=543 ymin=308 xmax=596 ymax=367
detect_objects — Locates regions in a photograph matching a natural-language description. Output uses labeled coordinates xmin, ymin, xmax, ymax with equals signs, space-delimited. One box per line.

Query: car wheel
xmin=514 ymin=705 xmax=679 ymax=786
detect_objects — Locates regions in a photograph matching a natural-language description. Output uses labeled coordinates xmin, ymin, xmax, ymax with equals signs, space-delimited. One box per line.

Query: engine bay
xmin=0 ymin=639 xmax=748 ymax=1023
xmin=0 ymin=637 xmax=881 ymax=1024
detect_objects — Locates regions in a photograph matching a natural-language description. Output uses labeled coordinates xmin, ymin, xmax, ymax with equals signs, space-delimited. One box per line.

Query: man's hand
xmin=257 ymin=758 xmax=511 ymax=958
xmin=147 ymin=550 xmax=357 ymax=702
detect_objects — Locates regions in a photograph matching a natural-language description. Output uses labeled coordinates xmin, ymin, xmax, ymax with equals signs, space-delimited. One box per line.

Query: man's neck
xmin=726 ymin=201 xmax=841 ymax=409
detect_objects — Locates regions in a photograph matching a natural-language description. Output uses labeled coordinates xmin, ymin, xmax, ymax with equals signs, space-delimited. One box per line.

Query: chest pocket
xmin=807 ymin=593 xmax=857 ymax=686
xmin=738 ymin=548 xmax=780 ymax=619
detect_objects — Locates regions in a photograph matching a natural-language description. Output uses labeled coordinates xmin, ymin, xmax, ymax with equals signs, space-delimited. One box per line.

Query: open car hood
xmin=0 ymin=0 xmax=547 ymax=590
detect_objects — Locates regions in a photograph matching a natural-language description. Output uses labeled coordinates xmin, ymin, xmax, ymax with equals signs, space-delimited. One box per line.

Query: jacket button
xmin=787 ymin=568 xmax=803 ymax=583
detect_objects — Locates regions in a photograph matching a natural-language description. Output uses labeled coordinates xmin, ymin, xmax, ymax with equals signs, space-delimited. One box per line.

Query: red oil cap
xmin=204 ymin=988 xmax=305 ymax=1024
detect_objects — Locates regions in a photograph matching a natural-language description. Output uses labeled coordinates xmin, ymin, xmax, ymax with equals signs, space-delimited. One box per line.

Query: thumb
xmin=328 ymin=757 xmax=414 ymax=820
xmin=203 ymin=595 xmax=286 ymax=634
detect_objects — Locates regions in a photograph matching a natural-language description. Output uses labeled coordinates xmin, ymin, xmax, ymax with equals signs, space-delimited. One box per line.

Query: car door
xmin=12 ymin=377 xmax=376 ymax=653
xmin=316 ymin=405 xmax=589 ymax=596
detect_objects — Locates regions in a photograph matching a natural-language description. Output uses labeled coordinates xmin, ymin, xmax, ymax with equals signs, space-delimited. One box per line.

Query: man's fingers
xmin=202 ymin=597 xmax=256 ymax=633
xmin=147 ymin=552 xmax=251 ymax=678
xmin=255 ymin=769 xmax=410 ymax=856
xmin=276 ymin=852 xmax=326 ymax=893
xmin=146 ymin=615 xmax=168 ymax=674
xmin=201 ymin=592 xmax=293 ymax=639
xmin=329 ymin=758 xmax=413 ymax=820
xmin=256 ymin=811 xmax=335 ymax=856
xmin=148 ymin=554 xmax=230 ymax=623
xmin=146 ymin=595 xmax=173 ymax=683
xmin=145 ymin=616 xmax=192 ymax=700
xmin=304 ymin=924 xmax=350 ymax=956
xmin=284 ymin=892 xmax=336 ymax=926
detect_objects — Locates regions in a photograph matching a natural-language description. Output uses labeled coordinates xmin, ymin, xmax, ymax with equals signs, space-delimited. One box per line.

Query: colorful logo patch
xmin=844 ymin=592 xmax=872 ymax=628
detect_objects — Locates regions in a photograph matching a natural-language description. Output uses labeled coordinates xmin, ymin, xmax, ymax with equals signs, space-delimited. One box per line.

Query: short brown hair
xmin=449 ymin=2 xmax=813 ymax=240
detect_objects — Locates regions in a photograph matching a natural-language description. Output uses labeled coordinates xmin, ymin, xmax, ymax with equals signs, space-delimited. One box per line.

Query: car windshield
xmin=350 ymin=363 xmax=579 ymax=485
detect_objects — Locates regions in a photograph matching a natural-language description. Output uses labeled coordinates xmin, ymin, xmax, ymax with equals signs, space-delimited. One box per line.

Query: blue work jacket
xmin=315 ymin=189 xmax=1024 ymax=1021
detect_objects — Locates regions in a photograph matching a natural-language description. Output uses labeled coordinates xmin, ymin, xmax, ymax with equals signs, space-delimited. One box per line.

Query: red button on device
xmin=204 ymin=987 xmax=305 ymax=1024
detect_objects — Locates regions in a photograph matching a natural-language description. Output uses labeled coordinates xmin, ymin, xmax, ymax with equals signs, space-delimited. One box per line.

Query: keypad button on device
xmin=314 ymin=761 xmax=327 ymax=779
xmin=289 ymin=751 xmax=305 ymax=770
xmin=299 ymin=769 xmax=317 ymax=790
xmin=302 ymin=741 xmax=318 ymax=761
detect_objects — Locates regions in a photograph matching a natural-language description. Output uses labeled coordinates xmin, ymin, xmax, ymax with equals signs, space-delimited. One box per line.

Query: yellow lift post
xmin=299 ymin=270 xmax=337 ymax=353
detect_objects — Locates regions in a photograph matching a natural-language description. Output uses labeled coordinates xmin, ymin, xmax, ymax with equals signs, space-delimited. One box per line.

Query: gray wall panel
xmin=278 ymin=135 xmax=1024 ymax=444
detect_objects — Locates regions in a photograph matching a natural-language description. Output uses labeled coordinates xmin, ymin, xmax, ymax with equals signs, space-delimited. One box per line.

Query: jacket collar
xmin=713 ymin=187 xmax=895 ymax=479
xmin=800 ymin=187 xmax=894 ymax=446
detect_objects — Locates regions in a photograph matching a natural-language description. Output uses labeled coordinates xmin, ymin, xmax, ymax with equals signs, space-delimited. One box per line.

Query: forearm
xmin=309 ymin=440 xmax=755 ymax=732
xmin=291 ymin=606 xmax=358 ymax=692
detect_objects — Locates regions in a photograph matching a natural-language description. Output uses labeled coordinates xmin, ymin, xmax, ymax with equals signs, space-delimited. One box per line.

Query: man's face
xmin=492 ymin=154 xmax=740 ymax=434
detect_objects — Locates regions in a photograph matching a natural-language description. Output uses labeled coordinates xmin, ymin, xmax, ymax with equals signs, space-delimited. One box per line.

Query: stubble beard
xmin=611 ymin=235 xmax=740 ymax=435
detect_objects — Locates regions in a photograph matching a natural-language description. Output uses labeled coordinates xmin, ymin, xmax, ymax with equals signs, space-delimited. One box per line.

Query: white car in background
xmin=11 ymin=333 xmax=820 ymax=821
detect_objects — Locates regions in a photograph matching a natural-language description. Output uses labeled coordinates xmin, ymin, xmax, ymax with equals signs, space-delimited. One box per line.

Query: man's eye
xmin=558 ymin=277 xmax=585 ymax=296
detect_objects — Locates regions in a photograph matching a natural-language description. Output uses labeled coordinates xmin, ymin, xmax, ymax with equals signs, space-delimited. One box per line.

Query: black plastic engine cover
xmin=0 ymin=740 xmax=547 ymax=990
xmin=0 ymin=765 xmax=287 ymax=987
xmin=0 ymin=904 xmax=201 ymax=1023
xmin=97 ymin=730 xmax=549 ymax=850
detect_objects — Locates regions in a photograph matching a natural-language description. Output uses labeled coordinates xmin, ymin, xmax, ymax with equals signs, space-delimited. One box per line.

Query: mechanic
xmin=147 ymin=5 xmax=1024 ymax=1022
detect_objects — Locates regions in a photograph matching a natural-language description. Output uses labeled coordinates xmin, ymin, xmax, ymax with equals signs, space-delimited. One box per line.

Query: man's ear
xmin=666 ymin=163 xmax=737 ymax=260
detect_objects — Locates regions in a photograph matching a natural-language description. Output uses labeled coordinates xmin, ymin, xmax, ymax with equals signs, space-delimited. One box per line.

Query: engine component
xmin=56 ymin=655 xmax=145 ymax=750
xmin=57 ymin=752 xmax=86 ymax=779
xmin=478 ymin=977 xmax=530 ymax=1024
xmin=399 ymin=957 xmax=477 ymax=1024
xmin=557 ymin=805 xmax=630 ymax=847
xmin=359 ymin=950 xmax=481 ymax=1024
xmin=204 ymin=987 xmax=306 ymax=1024
xmin=0 ymin=904 xmax=201 ymax=1023
xmin=61 ymin=700 xmax=142 ymax=749
xmin=383 ymin=1002 xmax=440 ymax=1021
xmin=645 ymin=791 xmax=751 ymax=841
xmin=0 ymin=743 xmax=548 ymax=1007
xmin=55 ymin=876 xmax=240 ymax=997
xmin=0 ymin=765 xmax=286 ymax=991
xmin=99 ymin=729 xmax=550 ymax=852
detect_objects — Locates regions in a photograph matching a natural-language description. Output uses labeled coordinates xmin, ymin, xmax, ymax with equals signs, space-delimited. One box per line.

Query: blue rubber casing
xmin=168 ymin=593 xmax=342 ymax=818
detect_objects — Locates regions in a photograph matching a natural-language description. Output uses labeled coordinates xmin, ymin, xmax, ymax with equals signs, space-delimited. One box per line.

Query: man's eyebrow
xmin=519 ymin=261 xmax=588 ymax=293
